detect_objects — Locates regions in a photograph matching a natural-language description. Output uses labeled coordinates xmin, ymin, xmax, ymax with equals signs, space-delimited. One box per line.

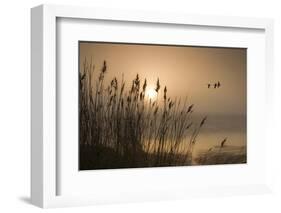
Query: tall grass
xmin=79 ymin=59 xmax=207 ymax=170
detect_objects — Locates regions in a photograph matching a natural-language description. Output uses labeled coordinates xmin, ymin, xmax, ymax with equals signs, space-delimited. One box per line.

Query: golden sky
xmin=79 ymin=42 xmax=246 ymax=116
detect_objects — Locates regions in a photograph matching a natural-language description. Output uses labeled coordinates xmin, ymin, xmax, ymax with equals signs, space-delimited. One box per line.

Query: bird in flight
xmin=207 ymin=81 xmax=222 ymax=89
xmin=214 ymin=83 xmax=217 ymax=89
xmin=217 ymin=81 xmax=221 ymax=88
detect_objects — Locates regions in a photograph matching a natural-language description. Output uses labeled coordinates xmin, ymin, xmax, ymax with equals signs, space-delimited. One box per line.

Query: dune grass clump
xmin=79 ymin=59 xmax=207 ymax=170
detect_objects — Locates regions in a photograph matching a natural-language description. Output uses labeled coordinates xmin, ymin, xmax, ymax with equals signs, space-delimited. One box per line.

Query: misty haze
xmin=79 ymin=42 xmax=246 ymax=170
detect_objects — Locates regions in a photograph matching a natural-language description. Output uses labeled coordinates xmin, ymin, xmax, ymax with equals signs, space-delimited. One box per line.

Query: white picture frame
xmin=31 ymin=4 xmax=274 ymax=208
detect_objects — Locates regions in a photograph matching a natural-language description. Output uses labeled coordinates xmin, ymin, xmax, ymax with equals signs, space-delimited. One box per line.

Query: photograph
xmin=79 ymin=42 xmax=247 ymax=170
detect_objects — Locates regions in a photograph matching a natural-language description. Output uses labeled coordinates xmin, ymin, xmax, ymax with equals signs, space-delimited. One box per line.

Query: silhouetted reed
xmin=79 ymin=59 xmax=207 ymax=170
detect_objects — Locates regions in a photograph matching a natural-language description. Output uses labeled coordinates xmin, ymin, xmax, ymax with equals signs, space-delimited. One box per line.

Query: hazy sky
xmin=79 ymin=42 xmax=246 ymax=116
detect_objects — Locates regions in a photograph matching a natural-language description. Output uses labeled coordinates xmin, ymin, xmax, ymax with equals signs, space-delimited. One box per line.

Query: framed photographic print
xmin=31 ymin=4 xmax=274 ymax=208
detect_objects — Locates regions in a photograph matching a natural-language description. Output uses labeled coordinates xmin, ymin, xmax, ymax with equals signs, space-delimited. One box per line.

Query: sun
xmin=146 ymin=88 xmax=158 ymax=100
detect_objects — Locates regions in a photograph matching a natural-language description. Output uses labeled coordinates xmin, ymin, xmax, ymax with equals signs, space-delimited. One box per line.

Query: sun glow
xmin=146 ymin=88 xmax=158 ymax=100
